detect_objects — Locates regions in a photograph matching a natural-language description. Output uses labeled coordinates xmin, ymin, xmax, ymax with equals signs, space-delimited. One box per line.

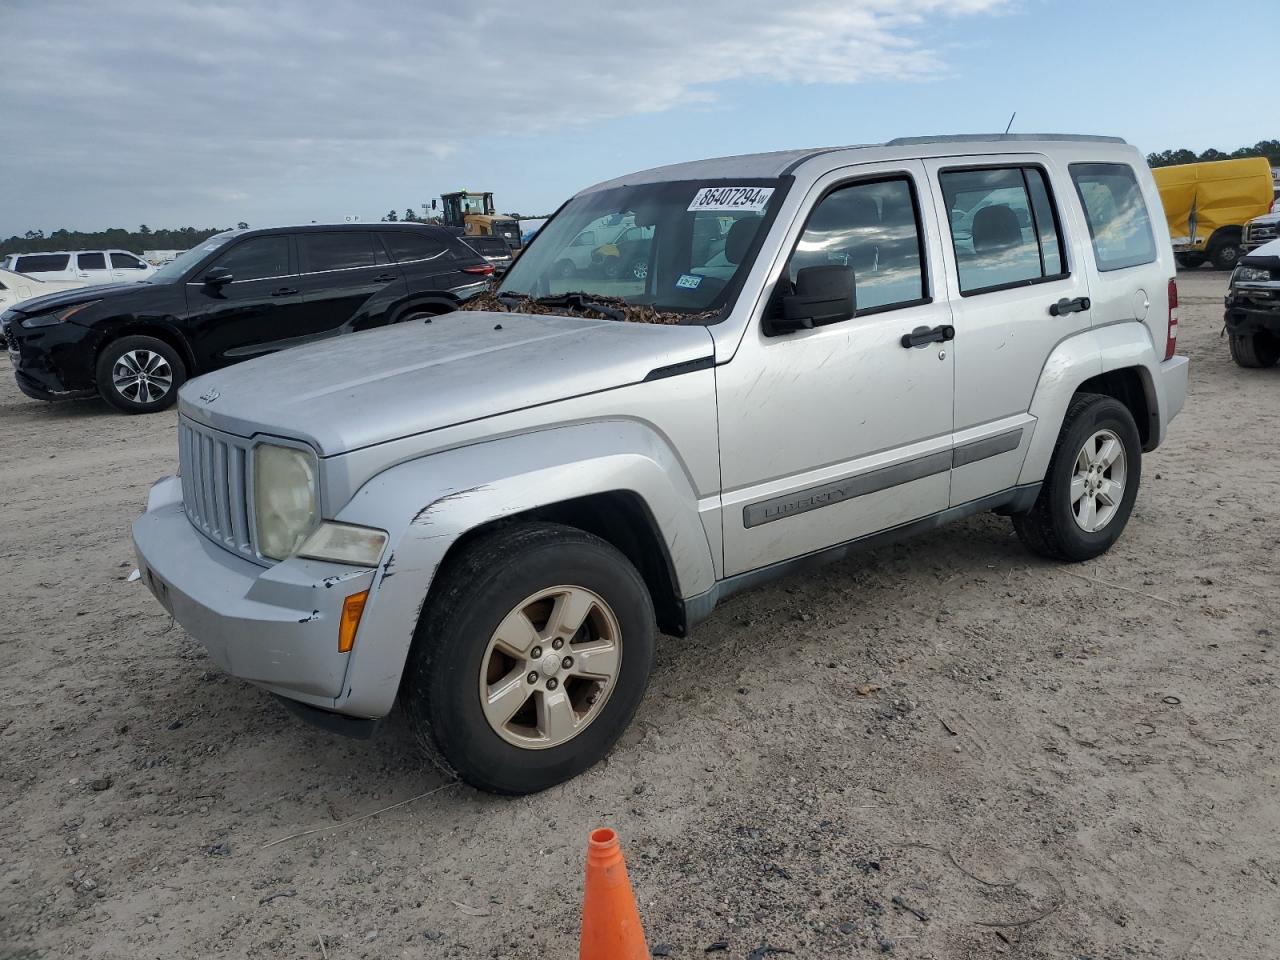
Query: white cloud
xmin=0 ymin=0 xmax=1006 ymax=231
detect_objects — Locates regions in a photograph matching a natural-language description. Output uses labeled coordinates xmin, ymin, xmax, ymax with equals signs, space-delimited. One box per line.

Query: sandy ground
xmin=2 ymin=268 xmax=1277 ymax=960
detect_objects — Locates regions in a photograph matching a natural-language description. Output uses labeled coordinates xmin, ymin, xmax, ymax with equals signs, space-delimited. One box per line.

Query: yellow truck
xmin=1152 ymin=157 xmax=1274 ymax=269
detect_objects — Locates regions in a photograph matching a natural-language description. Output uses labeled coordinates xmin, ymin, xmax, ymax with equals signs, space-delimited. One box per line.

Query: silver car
xmin=134 ymin=134 xmax=1189 ymax=794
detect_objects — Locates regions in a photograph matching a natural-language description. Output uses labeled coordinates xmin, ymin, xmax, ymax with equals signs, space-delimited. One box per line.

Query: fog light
xmin=339 ymin=590 xmax=369 ymax=653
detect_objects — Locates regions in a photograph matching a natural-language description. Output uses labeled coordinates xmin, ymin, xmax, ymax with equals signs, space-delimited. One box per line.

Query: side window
xmin=78 ymin=252 xmax=106 ymax=271
xmin=940 ymin=166 xmax=1066 ymax=294
xmin=788 ymin=177 xmax=927 ymax=312
xmin=380 ymin=231 xmax=448 ymax=263
xmin=572 ymin=230 xmax=596 ymax=247
xmin=299 ymin=232 xmax=378 ymax=272
xmin=110 ymin=252 xmax=146 ymax=269
xmin=1069 ymin=163 xmax=1157 ymax=271
xmin=16 ymin=254 xmax=70 ymax=273
xmin=210 ymin=236 xmax=291 ymax=282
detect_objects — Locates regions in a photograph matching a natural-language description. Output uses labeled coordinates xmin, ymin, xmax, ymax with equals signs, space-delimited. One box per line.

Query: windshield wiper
xmin=534 ymin=292 xmax=626 ymax=323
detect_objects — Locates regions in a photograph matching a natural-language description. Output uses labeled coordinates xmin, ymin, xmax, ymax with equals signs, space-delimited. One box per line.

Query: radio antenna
xmin=1004 ymin=111 xmax=1017 ymax=135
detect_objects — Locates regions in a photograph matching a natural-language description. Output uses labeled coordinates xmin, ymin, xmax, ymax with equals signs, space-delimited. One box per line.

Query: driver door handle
xmin=1049 ymin=296 xmax=1090 ymax=316
xmin=900 ymin=324 xmax=955 ymax=348
xmin=271 ymin=286 xmax=299 ymax=297
xmin=374 ymin=273 xmax=398 ymax=283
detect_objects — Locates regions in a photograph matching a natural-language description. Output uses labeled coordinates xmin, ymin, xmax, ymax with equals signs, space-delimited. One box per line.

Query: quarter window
xmin=380 ymin=231 xmax=448 ymax=263
xmin=1069 ymin=163 xmax=1157 ymax=271
xmin=210 ymin=236 xmax=291 ymax=282
xmin=940 ymin=166 xmax=1066 ymax=295
xmin=77 ymin=253 xmax=106 ymax=271
xmin=15 ymin=254 xmax=70 ymax=273
xmin=299 ymin=232 xmax=378 ymax=272
xmin=788 ymin=177 xmax=926 ymax=312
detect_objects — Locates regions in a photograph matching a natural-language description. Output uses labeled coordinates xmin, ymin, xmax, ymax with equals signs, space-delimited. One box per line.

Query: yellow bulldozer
xmin=438 ymin=191 xmax=522 ymax=249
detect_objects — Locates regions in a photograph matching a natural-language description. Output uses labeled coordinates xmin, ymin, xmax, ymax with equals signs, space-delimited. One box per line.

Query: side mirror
xmin=772 ymin=265 xmax=854 ymax=333
xmin=203 ymin=267 xmax=233 ymax=286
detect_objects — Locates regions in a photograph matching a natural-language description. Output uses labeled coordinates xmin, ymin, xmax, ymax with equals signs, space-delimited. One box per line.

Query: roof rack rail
xmin=885 ymin=133 xmax=1127 ymax=146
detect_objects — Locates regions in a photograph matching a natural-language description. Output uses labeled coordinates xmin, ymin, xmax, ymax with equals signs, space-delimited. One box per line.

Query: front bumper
xmin=7 ymin=318 xmax=100 ymax=400
xmin=132 ymin=476 xmax=381 ymax=714
xmin=1225 ymin=288 xmax=1280 ymax=335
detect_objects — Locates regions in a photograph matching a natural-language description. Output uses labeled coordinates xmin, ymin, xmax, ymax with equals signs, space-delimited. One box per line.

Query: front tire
xmin=1229 ymin=330 xmax=1280 ymax=368
xmin=95 ymin=335 xmax=186 ymax=414
xmin=1012 ymin=393 xmax=1142 ymax=562
xmin=402 ymin=522 xmax=656 ymax=795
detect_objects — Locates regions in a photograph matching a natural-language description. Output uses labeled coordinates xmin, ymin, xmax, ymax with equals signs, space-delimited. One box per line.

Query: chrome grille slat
xmin=179 ymin=419 xmax=258 ymax=560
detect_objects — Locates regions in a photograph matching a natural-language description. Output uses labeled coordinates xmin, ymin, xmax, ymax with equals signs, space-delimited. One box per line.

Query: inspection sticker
xmin=687 ymin=186 xmax=774 ymax=213
xmin=676 ymin=274 xmax=703 ymax=289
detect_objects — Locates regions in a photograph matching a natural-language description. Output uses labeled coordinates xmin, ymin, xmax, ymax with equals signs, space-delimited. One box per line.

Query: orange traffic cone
xmin=580 ymin=827 xmax=649 ymax=960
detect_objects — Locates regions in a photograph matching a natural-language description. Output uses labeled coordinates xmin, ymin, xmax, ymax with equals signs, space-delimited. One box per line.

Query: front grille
xmin=1246 ymin=223 xmax=1277 ymax=244
xmin=179 ymin=419 xmax=256 ymax=560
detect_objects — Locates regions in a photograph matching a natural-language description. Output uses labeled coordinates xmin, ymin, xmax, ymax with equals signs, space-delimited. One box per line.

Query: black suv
xmin=1 ymin=223 xmax=492 ymax=413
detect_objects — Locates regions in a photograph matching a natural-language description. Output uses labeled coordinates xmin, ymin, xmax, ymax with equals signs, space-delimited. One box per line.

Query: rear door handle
xmin=900 ymin=324 xmax=955 ymax=348
xmin=271 ymin=287 xmax=299 ymax=297
xmin=374 ymin=273 xmax=398 ymax=283
xmin=1049 ymin=296 xmax=1090 ymax=316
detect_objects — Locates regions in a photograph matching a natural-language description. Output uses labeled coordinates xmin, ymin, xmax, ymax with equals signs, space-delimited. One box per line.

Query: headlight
xmin=253 ymin=443 xmax=319 ymax=560
xmin=1235 ymin=266 xmax=1272 ymax=283
xmin=297 ymin=522 xmax=388 ymax=566
xmin=20 ymin=300 xmax=99 ymax=328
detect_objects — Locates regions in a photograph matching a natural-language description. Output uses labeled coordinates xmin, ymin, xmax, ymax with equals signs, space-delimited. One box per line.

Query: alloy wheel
xmin=112 ymin=349 xmax=173 ymax=404
xmin=478 ymin=585 xmax=621 ymax=750
xmin=1070 ymin=428 xmax=1127 ymax=532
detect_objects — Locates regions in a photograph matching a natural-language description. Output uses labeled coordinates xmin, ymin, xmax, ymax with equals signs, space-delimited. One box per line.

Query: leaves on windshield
xmin=460 ymin=288 xmax=718 ymax=326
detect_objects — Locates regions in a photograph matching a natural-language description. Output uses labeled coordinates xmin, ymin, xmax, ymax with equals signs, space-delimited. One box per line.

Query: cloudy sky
xmin=1 ymin=0 xmax=1271 ymax=234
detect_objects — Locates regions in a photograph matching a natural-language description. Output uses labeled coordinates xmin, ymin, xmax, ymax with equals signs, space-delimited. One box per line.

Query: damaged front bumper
xmin=1225 ymin=285 xmax=1280 ymax=336
xmin=132 ymin=475 xmax=382 ymax=718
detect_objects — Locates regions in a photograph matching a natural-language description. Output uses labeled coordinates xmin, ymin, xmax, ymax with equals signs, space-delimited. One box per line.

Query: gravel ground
xmin=2 ymin=268 xmax=1277 ymax=960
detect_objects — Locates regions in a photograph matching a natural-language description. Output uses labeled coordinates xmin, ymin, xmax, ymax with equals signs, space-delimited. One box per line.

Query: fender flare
xmin=331 ymin=419 xmax=717 ymax=717
xmin=1017 ymin=322 xmax=1161 ymax=486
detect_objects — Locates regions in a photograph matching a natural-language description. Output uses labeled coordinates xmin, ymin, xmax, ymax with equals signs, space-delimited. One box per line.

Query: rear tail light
xmin=1165 ymin=277 xmax=1178 ymax=361
xmin=462 ymin=263 xmax=494 ymax=275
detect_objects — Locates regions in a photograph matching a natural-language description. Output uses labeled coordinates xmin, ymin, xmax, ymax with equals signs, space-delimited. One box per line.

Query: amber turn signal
xmin=338 ymin=590 xmax=369 ymax=653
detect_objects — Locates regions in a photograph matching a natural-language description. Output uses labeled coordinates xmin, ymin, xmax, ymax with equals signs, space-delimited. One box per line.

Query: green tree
xmin=385 ymin=209 xmax=398 ymax=222
xmin=237 ymin=221 xmax=249 ymax=230
xmin=403 ymin=208 xmax=418 ymax=222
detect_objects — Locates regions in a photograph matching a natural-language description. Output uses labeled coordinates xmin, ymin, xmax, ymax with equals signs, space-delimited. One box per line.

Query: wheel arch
xmin=329 ymin=421 xmax=718 ymax=718
xmin=1206 ymin=224 xmax=1243 ymax=252
xmin=388 ymin=294 xmax=459 ymax=324
xmin=96 ymin=322 xmax=196 ymax=378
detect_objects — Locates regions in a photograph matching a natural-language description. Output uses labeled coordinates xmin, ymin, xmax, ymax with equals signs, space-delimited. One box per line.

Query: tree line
xmin=1146 ymin=139 xmax=1280 ymax=168
xmin=0 ymin=223 xmax=249 ymax=259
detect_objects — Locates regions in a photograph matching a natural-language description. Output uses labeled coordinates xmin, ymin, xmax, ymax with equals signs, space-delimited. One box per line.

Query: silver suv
xmin=134 ymin=135 xmax=1189 ymax=794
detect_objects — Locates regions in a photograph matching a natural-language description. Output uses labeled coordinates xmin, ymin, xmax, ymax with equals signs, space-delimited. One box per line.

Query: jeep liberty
xmin=133 ymin=135 xmax=1189 ymax=794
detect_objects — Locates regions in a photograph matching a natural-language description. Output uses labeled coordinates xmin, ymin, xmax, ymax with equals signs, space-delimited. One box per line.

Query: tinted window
xmin=210 ymin=236 xmax=291 ymax=282
xmin=15 ymin=254 xmax=70 ymax=273
xmin=940 ymin=166 xmax=1066 ymax=294
xmin=299 ymin=232 xmax=377 ymax=272
xmin=382 ymin=231 xmax=449 ymax=263
xmin=78 ymin=253 xmax=106 ymax=270
xmin=111 ymin=252 xmax=146 ymax=269
xmin=788 ymin=177 xmax=926 ymax=311
xmin=1070 ymin=163 xmax=1157 ymax=272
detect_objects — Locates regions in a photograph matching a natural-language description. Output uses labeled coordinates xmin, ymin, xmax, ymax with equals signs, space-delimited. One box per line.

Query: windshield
xmin=497 ymin=178 xmax=787 ymax=319
xmin=149 ymin=234 xmax=234 ymax=282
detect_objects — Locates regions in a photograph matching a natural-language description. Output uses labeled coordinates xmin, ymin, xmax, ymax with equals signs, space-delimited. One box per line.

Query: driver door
xmin=717 ymin=161 xmax=956 ymax=576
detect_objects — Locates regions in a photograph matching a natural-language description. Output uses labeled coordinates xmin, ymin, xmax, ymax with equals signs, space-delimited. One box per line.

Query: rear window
xmin=1069 ymin=163 xmax=1157 ymax=271
xmin=466 ymin=237 xmax=510 ymax=256
xmin=380 ymin=230 xmax=450 ymax=263
xmin=78 ymin=253 xmax=106 ymax=270
xmin=17 ymin=254 xmax=70 ymax=273
xmin=299 ymin=232 xmax=378 ymax=272
xmin=940 ymin=166 xmax=1067 ymax=295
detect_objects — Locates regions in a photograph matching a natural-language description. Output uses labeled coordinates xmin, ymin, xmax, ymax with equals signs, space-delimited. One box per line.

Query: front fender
xmin=1018 ymin=322 xmax=1162 ymax=486
xmin=330 ymin=419 xmax=716 ymax=717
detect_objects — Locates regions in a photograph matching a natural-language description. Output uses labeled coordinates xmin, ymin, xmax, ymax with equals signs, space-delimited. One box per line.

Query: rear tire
xmin=1175 ymin=253 xmax=1204 ymax=270
xmin=1211 ymin=241 xmax=1242 ymax=270
xmin=1012 ymin=393 xmax=1141 ymax=562
xmin=96 ymin=335 xmax=186 ymax=414
xmin=1229 ymin=330 xmax=1280 ymax=368
xmin=402 ymin=522 xmax=656 ymax=795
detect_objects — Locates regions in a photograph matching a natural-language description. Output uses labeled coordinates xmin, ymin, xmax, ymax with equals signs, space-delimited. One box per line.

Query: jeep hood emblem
xmin=199 ymin=388 xmax=220 ymax=404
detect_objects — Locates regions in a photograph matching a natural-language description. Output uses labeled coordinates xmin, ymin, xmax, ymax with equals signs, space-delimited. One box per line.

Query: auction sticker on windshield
xmin=688 ymin=186 xmax=774 ymax=213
